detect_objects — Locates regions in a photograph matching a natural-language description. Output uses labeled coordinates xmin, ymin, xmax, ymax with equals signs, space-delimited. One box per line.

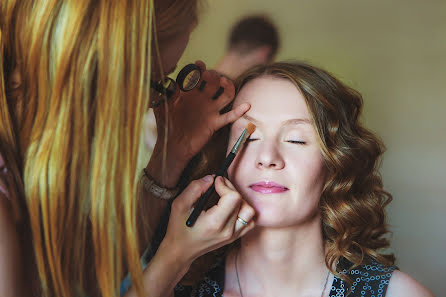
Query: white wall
xmin=177 ymin=0 xmax=446 ymax=294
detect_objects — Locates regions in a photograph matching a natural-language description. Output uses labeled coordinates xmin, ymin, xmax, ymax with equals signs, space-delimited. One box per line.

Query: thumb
xmin=194 ymin=60 xmax=207 ymax=72
xmin=175 ymin=175 xmax=214 ymax=209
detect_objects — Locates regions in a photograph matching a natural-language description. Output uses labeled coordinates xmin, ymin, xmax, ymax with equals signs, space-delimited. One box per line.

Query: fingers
xmin=191 ymin=63 xmax=234 ymax=103
xmin=238 ymin=219 xmax=255 ymax=237
xmin=217 ymin=76 xmax=235 ymax=106
xmin=221 ymin=176 xmax=236 ymax=190
xmin=172 ymin=176 xmax=255 ymax=255
xmin=205 ymin=177 xmax=242 ymax=224
xmin=198 ymin=69 xmax=221 ymax=98
xmin=203 ymin=177 xmax=255 ymax=235
xmin=173 ymin=175 xmax=214 ymax=210
xmin=234 ymin=202 xmax=256 ymax=234
xmin=215 ymin=102 xmax=251 ymax=129
xmin=221 ymin=178 xmax=255 ymax=234
xmin=194 ymin=60 xmax=206 ymax=72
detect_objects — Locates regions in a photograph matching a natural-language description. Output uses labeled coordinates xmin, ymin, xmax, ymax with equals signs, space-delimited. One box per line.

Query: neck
xmin=214 ymin=50 xmax=265 ymax=80
xmin=227 ymin=215 xmax=331 ymax=297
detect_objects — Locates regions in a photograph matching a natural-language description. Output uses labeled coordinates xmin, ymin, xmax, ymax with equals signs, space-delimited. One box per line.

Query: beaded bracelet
xmin=141 ymin=168 xmax=179 ymax=200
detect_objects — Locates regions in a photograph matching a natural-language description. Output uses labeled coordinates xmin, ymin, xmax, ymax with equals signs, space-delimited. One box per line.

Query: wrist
xmin=157 ymin=239 xmax=194 ymax=273
xmin=132 ymin=239 xmax=193 ymax=297
xmin=141 ymin=168 xmax=179 ymax=200
xmin=146 ymin=143 xmax=189 ymax=188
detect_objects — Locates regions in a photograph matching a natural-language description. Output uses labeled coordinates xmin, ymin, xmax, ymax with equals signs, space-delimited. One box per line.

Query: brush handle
xmin=186 ymin=152 xmax=236 ymax=227
xmin=216 ymin=152 xmax=235 ymax=177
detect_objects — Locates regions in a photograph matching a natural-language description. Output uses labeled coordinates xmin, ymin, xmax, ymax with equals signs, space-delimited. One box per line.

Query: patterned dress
xmin=119 ymin=203 xmax=397 ymax=297
xmin=174 ymin=256 xmax=397 ymax=297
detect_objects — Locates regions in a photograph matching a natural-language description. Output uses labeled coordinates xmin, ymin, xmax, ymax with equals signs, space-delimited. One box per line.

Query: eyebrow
xmin=242 ymin=114 xmax=259 ymax=125
xmin=283 ymin=118 xmax=311 ymax=125
xmin=242 ymin=114 xmax=311 ymax=126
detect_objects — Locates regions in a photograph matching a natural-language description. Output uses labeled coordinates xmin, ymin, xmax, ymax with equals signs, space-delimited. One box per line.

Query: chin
xmin=253 ymin=207 xmax=321 ymax=229
xmin=253 ymin=208 xmax=292 ymax=227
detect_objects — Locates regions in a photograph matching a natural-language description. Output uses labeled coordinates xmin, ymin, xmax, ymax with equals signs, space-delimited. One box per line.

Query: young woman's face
xmin=228 ymin=76 xmax=326 ymax=228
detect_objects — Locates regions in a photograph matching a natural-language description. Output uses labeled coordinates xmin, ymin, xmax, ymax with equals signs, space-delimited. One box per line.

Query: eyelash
xmin=246 ymin=137 xmax=257 ymax=142
xmin=287 ymin=140 xmax=306 ymax=145
xmin=246 ymin=138 xmax=306 ymax=145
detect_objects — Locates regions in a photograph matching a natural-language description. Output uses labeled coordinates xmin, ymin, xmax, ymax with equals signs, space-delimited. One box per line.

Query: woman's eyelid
xmin=284 ymin=127 xmax=307 ymax=140
xmin=231 ymin=123 xmax=248 ymax=138
xmin=285 ymin=135 xmax=306 ymax=142
xmin=284 ymin=133 xmax=307 ymax=144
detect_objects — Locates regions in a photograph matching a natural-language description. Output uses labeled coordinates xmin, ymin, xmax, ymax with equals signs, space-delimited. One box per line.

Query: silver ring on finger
xmin=237 ymin=216 xmax=248 ymax=226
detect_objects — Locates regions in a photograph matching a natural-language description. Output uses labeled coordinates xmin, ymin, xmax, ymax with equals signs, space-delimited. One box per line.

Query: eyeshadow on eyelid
xmin=231 ymin=122 xmax=246 ymax=131
xmin=230 ymin=126 xmax=244 ymax=135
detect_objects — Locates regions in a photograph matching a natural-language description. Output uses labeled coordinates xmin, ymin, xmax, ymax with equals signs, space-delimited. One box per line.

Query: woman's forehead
xmin=234 ymin=76 xmax=309 ymax=118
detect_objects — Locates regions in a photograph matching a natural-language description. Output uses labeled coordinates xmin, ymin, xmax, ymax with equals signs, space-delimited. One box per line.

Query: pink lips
xmin=249 ymin=181 xmax=289 ymax=194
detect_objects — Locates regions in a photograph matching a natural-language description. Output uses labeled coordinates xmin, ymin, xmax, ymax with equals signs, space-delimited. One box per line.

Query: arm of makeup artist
xmin=124 ymin=61 xmax=255 ymax=297
xmin=126 ymin=175 xmax=255 ymax=297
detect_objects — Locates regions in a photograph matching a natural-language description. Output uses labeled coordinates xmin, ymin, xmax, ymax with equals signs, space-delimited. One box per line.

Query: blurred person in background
xmin=215 ymin=14 xmax=280 ymax=80
xmin=0 ymin=0 xmax=254 ymax=296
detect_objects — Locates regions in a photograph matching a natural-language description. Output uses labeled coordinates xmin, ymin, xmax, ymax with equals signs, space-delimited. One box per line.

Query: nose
xmin=255 ymin=141 xmax=285 ymax=170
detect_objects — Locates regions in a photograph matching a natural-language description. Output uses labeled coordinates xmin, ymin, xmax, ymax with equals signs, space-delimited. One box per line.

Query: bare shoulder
xmin=386 ymin=270 xmax=434 ymax=297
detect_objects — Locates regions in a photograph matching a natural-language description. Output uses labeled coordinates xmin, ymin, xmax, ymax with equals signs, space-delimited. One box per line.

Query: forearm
xmin=138 ymin=142 xmax=188 ymax=249
xmin=123 ymin=240 xmax=193 ymax=297
xmin=145 ymin=141 xmax=189 ymax=188
xmin=136 ymin=188 xmax=169 ymax=253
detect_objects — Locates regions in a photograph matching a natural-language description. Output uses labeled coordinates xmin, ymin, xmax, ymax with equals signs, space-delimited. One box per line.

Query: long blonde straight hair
xmin=0 ymin=0 xmax=197 ymax=296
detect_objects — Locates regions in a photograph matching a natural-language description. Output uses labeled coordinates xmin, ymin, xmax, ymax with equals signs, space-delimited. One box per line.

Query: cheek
xmin=226 ymin=126 xmax=246 ymax=172
xmin=227 ymin=151 xmax=244 ymax=181
xmin=298 ymin=154 xmax=326 ymax=192
xmin=227 ymin=147 xmax=253 ymax=184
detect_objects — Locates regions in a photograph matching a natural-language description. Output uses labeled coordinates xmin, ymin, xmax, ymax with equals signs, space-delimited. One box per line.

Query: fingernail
xmin=241 ymin=103 xmax=250 ymax=110
xmin=202 ymin=175 xmax=213 ymax=182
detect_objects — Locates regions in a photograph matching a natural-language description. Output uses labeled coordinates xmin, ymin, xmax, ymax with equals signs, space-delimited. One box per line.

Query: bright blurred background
xmin=175 ymin=0 xmax=445 ymax=294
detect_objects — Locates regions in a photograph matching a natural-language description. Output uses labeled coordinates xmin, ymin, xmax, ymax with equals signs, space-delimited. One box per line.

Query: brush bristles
xmin=246 ymin=122 xmax=256 ymax=135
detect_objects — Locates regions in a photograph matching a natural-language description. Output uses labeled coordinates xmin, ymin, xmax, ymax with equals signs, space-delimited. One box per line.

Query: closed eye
xmin=287 ymin=140 xmax=306 ymax=145
xmin=246 ymin=137 xmax=259 ymax=142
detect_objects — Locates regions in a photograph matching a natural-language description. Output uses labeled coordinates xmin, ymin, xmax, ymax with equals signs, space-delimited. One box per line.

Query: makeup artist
xmin=0 ymin=1 xmax=254 ymax=297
